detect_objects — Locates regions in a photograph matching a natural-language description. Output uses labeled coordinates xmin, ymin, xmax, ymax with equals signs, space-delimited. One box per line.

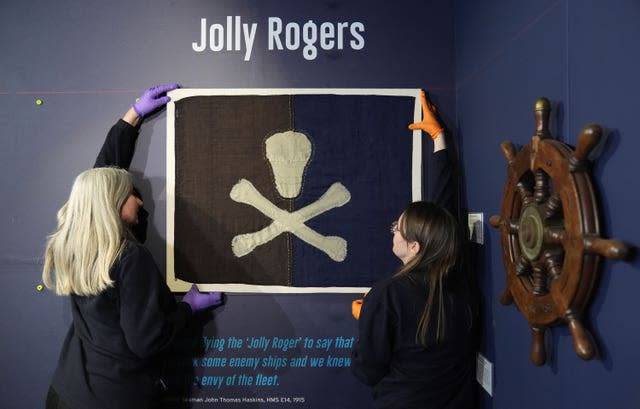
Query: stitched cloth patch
xmin=167 ymin=90 xmax=423 ymax=292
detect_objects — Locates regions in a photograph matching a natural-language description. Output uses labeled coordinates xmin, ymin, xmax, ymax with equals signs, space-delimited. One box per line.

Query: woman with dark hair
xmin=351 ymin=91 xmax=476 ymax=409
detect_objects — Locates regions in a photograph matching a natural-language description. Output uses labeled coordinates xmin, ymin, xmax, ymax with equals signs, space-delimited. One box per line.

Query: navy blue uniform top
xmin=51 ymin=242 xmax=191 ymax=409
xmin=50 ymin=120 xmax=191 ymax=408
xmin=94 ymin=119 xmax=140 ymax=170
xmin=351 ymin=149 xmax=477 ymax=409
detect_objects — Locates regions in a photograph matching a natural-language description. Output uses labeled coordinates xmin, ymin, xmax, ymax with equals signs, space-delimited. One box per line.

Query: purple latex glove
xmin=182 ymin=284 xmax=223 ymax=312
xmin=132 ymin=83 xmax=179 ymax=117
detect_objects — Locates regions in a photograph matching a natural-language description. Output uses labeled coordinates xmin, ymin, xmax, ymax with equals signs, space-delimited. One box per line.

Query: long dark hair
xmin=395 ymin=201 xmax=460 ymax=346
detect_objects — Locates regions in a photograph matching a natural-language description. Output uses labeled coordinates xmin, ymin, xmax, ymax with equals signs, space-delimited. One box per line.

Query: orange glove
xmin=351 ymin=292 xmax=368 ymax=320
xmin=408 ymin=90 xmax=443 ymax=139
xmin=352 ymin=299 xmax=363 ymax=320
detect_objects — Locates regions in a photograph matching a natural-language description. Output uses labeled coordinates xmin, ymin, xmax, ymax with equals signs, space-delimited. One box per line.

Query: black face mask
xmin=131 ymin=206 xmax=149 ymax=243
xmin=131 ymin=187 xmax=148 ymax=243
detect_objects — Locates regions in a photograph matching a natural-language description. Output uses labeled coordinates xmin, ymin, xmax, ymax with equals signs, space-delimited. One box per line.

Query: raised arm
xmin=93 ymin=84 xmax=179 ymax=243
xmin=94 ymin=83 xmax=179 ymax=169
xmin=408 ymin=90 xmax=457 ymax=217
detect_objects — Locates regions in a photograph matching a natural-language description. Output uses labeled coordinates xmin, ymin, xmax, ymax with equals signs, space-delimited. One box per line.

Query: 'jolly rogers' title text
xmin=192 ymin=16 xmax=366 ymax=61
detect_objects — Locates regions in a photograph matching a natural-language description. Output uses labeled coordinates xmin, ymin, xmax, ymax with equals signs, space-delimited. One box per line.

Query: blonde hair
xmin=43 ymin=167 xmax=133 ymax=296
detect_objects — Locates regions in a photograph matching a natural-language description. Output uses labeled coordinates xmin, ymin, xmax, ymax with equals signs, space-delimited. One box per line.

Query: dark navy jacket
xmin=351 ymin=149 xmax=477 ymax=409
xmin=51 ymin=120 xmax=191 ymax=408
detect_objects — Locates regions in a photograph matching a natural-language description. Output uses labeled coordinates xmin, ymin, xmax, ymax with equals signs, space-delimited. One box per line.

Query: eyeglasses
xmin=390 ymin=221 xmax=399 ymax=234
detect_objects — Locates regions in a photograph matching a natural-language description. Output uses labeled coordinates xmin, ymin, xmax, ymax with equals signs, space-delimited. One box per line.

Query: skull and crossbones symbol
xmin=229 ymin=131 xmax=350 ymax=262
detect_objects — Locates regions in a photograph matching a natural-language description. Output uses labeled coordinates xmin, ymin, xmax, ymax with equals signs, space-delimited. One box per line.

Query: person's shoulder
xmin=368 ymin=275 xmax=395 ymax=293
xmin=368 ymin=274 xmax=416 ymax=299
xmin=121 ymin=239 xmax=147 ymax=255
xmin=112 ymin=240 xmax=159 ymax=283
xmin=117 ymin=240 xmax=155 ymax=267
xmin=363 ymin=275 xmax=422 ymax=320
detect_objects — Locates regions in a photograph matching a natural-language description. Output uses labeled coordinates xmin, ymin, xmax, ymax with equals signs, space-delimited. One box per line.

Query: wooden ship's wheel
xmin=489 ymin=98 xmax=628 ymax=365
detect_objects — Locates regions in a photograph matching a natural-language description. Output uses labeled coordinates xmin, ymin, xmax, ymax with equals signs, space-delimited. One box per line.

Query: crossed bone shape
xmin=230 ymin=178 xmax=350 ymax=261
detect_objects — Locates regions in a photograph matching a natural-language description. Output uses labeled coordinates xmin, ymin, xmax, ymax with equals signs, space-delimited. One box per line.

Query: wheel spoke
xmin=534 ymin=170 xmax=550 ymax=204
xmin=515 ymin=255 xmax=532 ymax=276
xmin=516 ymin=179 xmax=534 ymax=206
xmin=532 ymin=265 xmax=548 ymax=296
xmin=543 ymin=226 xmax=564 ymax=244
xmin=542 ymin=193 xmax=562 ymax=219
xmin=542 ymin=250 xmax=563 ymax=279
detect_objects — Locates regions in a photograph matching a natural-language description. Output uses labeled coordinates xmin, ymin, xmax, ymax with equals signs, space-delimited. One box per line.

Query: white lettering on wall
xmin=194 ymin=16 xmax=366 ymax=61
xmin=192 ymin=17 xmax=258 ymax=61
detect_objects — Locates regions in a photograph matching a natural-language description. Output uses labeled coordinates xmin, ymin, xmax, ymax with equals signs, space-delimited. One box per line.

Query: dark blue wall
xmin=0 ymin=1 xmax=455 ymax=408
xmin=454 ymin=0 xmax=640 ymax=408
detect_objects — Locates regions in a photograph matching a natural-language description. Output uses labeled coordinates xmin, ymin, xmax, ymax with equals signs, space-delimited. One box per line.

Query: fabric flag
xmin=167 ymin=89 xmax=423 ymax=292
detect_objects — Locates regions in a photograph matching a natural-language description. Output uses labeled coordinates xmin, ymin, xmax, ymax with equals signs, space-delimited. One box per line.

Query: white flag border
xmin=166 ymin=88 xmax=422 ymax=293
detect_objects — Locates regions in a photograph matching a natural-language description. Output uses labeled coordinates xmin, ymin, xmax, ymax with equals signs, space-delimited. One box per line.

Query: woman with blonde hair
xmin=43 ymin=167 xmax=138 ymax=296
xmin=351 ymin=91 xmax=477 ymax=409
xmin=44 ymin=86 xmax=222 ymax=409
